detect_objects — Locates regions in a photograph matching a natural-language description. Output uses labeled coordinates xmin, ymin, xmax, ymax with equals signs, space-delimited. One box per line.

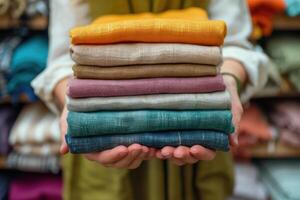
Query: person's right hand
xmin=59 ymin=105 xmax=156 ymax=169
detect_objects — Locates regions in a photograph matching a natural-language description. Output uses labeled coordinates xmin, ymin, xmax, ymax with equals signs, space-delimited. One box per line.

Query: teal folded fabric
xmin=67 ymin=110 xmax=234 ymax=137
xmin=66 ymin=130 xmax=229 ymax=153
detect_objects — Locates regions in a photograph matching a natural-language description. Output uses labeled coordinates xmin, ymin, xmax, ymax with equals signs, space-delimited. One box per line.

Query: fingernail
xmin=234 ymin=136 xmax=239 ymax=145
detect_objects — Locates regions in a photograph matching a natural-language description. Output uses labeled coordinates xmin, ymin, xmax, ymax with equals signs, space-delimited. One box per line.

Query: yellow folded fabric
xmin=70 ymin=8 xmax=226 ymax=46
xmin=73 ymin=64 xmax=218 ymax=79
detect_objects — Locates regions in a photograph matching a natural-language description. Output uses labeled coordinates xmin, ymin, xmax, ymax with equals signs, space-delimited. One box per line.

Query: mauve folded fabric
xmin=70 ymin=43 xmax=222 ymax=66
xmin=67 ymin=75 xmax=225 ymax=98
xmin=67 ymin=91 xmax=231 ymax=111
xmin=73 ymin=64 xmax=217 ymax=79
xmin=66 ymin=130 xmax=229 ymax=153
xmin=67 ymin=110 xmax=234 ymax=137
xmin=9 ymin=174 xmax=62 ymax=200
xmin=70 ymin=8 xmax=226 ymax=45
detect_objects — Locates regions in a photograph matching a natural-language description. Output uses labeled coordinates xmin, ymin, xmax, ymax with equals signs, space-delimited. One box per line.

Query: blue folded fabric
xmin=66 ymin=130 xmax=229 ymax=153
xmin=285 ymin=0 xmax=300 ymax=16
xmin=67 ymin=110 xmax=234 ymax=137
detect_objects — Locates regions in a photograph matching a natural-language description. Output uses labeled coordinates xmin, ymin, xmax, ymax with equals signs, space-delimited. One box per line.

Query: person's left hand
xmin=155 ymin=73 xmax=244 ymax=165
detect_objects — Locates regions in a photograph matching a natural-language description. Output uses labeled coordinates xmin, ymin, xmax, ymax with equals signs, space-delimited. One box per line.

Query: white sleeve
xmin=31 ymin=0 xmax=90 ymax=114
xmin=208 ymin=0 xmax=269 ymax=102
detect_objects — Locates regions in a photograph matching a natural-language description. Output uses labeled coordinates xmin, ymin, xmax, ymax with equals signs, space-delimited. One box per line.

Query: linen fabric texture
xmin=66 ymin=130 xmax=229 ymax=153
xmin=67 ymin=75 xmax=225 ymax=98
xmin=70 ymin=43 xmax=222 ymax=66
xmin=67 ymin=110 xmax=234 ymax=137
xmin=67 ymin=91 xmax=231 ymax=111
xmin=73 ymin=64 xmax=218 ymax=79
xmin=70 ymin=8 xmax=226 ymax=45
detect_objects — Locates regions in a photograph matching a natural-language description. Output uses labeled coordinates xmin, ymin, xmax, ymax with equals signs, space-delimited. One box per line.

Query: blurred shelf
xmin=0 ymin=15 xmax=48 ymax=30
xmin=247 ymin=141 xmax=300 ymax=158
xmin=274 ymin=15 xmax=300 ymax=30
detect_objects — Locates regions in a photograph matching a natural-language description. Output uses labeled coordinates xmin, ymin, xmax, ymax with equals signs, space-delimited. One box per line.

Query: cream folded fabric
xmin=67 ymin=91 xmax=231 ymax=111
xmin=73 ymin=64 xmax=218 ymax=79
xmin=14 ymin=143 xmax=60 ymax=156
xmin=9 ymin=102 xmax=60 ymax=146
xmin=70 ymin=43 xmax=222 ymax=66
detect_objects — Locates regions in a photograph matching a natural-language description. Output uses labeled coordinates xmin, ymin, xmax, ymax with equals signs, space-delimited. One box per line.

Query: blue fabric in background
xmin=6 ymin=34 xmax=48 ymax=102
xmin=285 ymin=0 xmax=300 ymax=16
xmin=67 ymin=110 xmax=234 ymax=137
xmin=66 ymin=130 xmax=229 ymax=153
xmin=0 ymin=173 xmax=11 ymax=200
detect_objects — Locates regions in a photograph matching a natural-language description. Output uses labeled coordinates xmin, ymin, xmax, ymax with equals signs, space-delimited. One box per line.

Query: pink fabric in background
xmin=9 ymin=174 xmax=62 ymax=200
xmin=67 ymin=75 xmax=225 ymax=98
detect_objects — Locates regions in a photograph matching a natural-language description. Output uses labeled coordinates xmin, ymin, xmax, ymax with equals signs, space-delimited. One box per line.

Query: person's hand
xmin=155 ymin=145 xmax=216 ymax=165
xmin=155 ymin=59 xmax=246 ymax=166
xmin=59 ymin=104 xmax=157 ymax=169
xmin=222 ymin=74 xmax=243 ymax=147
xmin=56 ymin=79 xmax=156 ymax=169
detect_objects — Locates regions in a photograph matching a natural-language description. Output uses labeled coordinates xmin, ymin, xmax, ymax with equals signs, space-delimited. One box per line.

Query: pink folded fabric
xmin=67 ymin=75 xmax=225 ymax=98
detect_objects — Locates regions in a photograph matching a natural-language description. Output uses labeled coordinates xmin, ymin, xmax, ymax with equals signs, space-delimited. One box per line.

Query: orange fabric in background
xmin=248 ymin=0 xmax=286 ymax=36
xmin=70 ymin=8 xmax=226 ymax=45
xmin=239 ymin=104 xmax=273 ymax=145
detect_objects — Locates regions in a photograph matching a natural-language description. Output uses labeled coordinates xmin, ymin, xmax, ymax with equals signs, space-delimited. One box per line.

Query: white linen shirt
xmin=32 ymin=0 xmax=270 ymax=114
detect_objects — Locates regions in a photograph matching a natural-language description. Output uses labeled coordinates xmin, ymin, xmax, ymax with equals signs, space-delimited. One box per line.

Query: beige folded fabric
xmin=70 ymin=43 xmax=222 ymax=66
xmin=73 ymin=64 xmax=218 ymax=79
xmin=67 ymin=91 xmax=231 ymax=111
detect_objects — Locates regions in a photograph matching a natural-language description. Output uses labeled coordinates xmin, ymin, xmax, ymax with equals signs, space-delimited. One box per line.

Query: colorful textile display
xmin=66 ymin=7 xmax=233 ymax=153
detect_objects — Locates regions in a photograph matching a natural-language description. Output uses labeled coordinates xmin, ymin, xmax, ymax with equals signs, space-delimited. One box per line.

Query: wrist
xmin=220 ymin=59 xmax=247 ymax=87
xmin=53 ymin=78 xmax=69 ymax=112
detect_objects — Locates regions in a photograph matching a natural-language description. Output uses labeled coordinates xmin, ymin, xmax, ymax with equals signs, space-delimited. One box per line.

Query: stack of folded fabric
xmin=6 ymin=102 xmax=61 ymax=173
xmin=65 ymin=8 xmax=234 ymax=153
xmin=0 ymin=33 xmax=48 ymax=103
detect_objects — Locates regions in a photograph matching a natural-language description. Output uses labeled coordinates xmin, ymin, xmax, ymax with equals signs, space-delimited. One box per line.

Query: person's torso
xmin=87 ymin=0 xmax=209 ymax=19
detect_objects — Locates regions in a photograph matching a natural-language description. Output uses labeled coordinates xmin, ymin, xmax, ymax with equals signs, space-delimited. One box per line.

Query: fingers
xmin=84 ymin=145 xmax=128 ymax=164
xmin=127 ymin=146 xmax=149 ymax=169
xmin=190 ymin=145 xmax=216 ymax=160
xmin=157 ymin=146 xmax=216 ymax=166
xmin=85 ymin=144 xmax=150 ymax=169
xmin=174 ymin=146 xmax=198 ymax=164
